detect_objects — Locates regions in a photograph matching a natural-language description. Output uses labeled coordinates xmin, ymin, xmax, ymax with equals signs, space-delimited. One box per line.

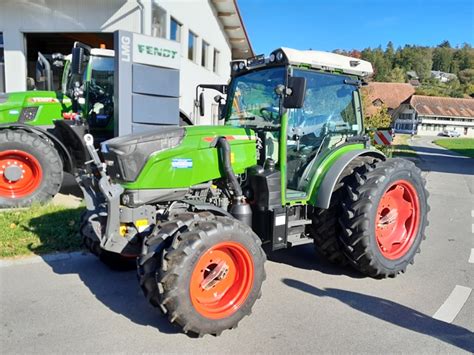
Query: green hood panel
xmin=121 ymin=125 xmax=257 ymax=189
xmin=0 ymin=91 xmax=72 ymax=126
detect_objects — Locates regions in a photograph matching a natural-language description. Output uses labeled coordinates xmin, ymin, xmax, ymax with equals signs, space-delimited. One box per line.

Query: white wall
xmin=156 ymin=1 xmax=231 ymax=124
xmin=0 ymin=0 xmax=232 ymax=124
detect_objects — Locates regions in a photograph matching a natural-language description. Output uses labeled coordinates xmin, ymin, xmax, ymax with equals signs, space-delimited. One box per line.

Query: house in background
xmin=394 ymin=95 xmax=474 ymax=137
xmin=430 ymin=70 xmax=457 ymax=83
xmin=363 ymin=82 xmax=415 ymax=117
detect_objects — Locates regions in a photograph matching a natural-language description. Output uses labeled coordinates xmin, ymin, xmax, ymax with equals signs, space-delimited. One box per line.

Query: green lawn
xmin=0 ymin=204 xmax=84 ymax=258
xmin=433 ymin=138 xmax=474 ymax=158
xmin=390 ymin=134 xmax=418 ymax=158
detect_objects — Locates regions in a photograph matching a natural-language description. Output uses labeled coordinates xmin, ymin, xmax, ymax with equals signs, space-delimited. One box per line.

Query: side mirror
xmin=283 ymin=77 xmax=306 ymax=109
xmin=199 ymin=92 xmax=205 ymax=116
xmin=71 ymin=47 xmax=85 ymax=75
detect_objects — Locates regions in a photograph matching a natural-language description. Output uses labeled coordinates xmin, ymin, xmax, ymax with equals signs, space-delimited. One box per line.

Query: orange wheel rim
xmin=189 ymin=241 xmax=254 ymax=319
xmin=0 ymin=150 xmax=43 ymax=198
xmin=375 ymin=180 xmax=421 ymax=260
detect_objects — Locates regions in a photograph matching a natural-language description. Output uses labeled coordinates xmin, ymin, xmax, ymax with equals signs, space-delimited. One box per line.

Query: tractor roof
xmin=278 ymin=47 xmax=373 ymax=77
xmin=90 ymin=48 xmax=114 ymax=57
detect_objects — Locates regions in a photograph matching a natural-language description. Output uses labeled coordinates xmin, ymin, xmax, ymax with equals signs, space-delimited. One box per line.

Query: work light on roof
xmin=232 ymin=63 xmax=239 ymax=72
xmin=269 ymin=53 xmax=276 ymax=63
xmin=238 ymin=62 xmax=245 ymax=70
xmin=276 ymin=51 xmax=284 ymax=61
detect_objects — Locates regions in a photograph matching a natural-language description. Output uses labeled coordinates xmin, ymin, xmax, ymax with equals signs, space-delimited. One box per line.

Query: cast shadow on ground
xmin=282 ymin=278 xmax=474 ymax=353
xmin=28 ymin=210 xmax=179 ymax=335
xmin=268 ymin=243 xmax=364 ymax=278
xmin=409 ymin=145 xmax=474 ymax=176
xmin=45 ymin=254 xmax=180 ymax=335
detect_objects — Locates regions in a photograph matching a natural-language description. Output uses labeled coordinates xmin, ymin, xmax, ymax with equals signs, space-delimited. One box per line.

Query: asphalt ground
xmin=0 ymin=136 xmax=473 ymax=353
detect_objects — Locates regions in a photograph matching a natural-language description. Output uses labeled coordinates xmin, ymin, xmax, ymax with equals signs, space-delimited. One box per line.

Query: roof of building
xmin=211 ymin=0 xmax=253 ymax=59
xmin=363 ymin=82 xmax=415 ymax=115
xmin=410 ymin=95 xmax=474 ymax=118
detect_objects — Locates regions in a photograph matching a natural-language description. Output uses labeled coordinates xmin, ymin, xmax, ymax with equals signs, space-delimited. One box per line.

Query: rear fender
xmin=314 ymin=149 xmax=386 ymax=209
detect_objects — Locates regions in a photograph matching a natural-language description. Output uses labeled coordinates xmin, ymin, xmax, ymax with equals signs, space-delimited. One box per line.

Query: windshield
xmin=225 ymin=67 xmax=286 ymax=129
xmin=288 ymin=70 xmax=361 ymax=139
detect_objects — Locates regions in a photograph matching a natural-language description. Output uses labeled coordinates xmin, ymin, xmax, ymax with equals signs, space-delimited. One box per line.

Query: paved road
xmin=1 ymin=136 xmax=473 ymax=353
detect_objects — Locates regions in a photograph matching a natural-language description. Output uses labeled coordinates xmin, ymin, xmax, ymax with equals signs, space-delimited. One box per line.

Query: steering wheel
xmin=259 ymin=107 xmax=278 ymax=121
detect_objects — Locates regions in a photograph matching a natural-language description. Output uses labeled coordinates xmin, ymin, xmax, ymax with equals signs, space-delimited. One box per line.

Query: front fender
xmin=313 ymin=149 xmax=385 ymax=209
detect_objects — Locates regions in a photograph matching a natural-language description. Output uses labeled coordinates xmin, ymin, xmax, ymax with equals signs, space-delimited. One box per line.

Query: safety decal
xmin=171 ymin=158 xmax=193 ymax=169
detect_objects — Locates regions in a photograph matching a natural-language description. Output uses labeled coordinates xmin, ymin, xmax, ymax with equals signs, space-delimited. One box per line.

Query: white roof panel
xmin=280 ymin=47 xmax=373 ymax=77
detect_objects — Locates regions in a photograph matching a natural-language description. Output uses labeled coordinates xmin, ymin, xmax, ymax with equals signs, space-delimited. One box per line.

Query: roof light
xmin=232 ymin=63 xmax=239 ymax=72
xmin=276 ymin=51 xmax=284 ymax=61
xmin=238 ymin=62 xmax=245 ymax=70
xmin=269 ymin=53 xmax=275 ymax=62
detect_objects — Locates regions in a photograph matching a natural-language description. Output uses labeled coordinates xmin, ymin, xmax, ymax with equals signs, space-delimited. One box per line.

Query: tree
xmin=432 ymin=46 xmax=453 ymax=72
xmin=361 ymin=92 xmax=392 ymax=130
xmin=386 ymin=67 xmax=406 ymax=83
xmin=458 ymin=69 xmax=474 ymax=84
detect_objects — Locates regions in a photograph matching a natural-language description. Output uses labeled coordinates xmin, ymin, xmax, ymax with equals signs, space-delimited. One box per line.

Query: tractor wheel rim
xmin=375 ymin=180 xmax=420 ymax=260
xmin=0 ymin=150 xmax=43 ymax=199
xmin=190 ymin=241 xmax=254 ymax=319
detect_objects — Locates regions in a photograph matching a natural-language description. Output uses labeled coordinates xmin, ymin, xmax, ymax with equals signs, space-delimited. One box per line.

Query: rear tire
xmin=338 ymin=158 xmax=429 ymax=278
xmin=309 ymin=156 xmax=380 ymax=265
xmin=139 ymin=213 xmax=266 ymax=336
xmin=0 ymin=129 xmax=63 ymax=208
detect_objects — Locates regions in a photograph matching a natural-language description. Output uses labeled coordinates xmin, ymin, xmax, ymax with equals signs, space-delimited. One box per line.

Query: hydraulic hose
xmin=216 ymin=137 xmax=243 ymax=197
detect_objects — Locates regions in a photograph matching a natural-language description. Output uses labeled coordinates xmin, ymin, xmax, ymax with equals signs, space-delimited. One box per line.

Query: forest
xmin=334 ymin=41 xmax=474 ymax=98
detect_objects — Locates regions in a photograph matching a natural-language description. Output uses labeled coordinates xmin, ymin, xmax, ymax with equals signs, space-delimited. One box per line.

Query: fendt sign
xmin=133 ymin=33 xmax=180 ymax=69
xmin=115 ymin=31 xmax=181 ymax=136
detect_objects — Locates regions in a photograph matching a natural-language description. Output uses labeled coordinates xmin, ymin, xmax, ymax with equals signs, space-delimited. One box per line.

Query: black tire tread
xmin=338 ymin=158 xmax=429 ymax=278
xmin=0 ymin=129 xmax=63 ymax=207
xmin=310 ymin=156 xmax=380 ymax=265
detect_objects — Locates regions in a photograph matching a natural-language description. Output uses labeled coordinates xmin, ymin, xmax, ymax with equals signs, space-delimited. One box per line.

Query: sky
xmin=238 ymin=0 xmax=474 ymax=54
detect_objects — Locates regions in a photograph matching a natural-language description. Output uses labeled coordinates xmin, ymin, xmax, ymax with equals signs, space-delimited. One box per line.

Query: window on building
xmin=0 ymin=33 xmax=4 ymax=93
xmin=201 ymin=41 xmax=209 ymax=68
xmin=188 ymin=31 xmax=197 ymax=61
xmin=170 ymin=17 xmax=181 ymax=42
xmin=152 ymin=4 xmax=166 ymax=38
xmin=213 ymin=49 xmax=219 ymax=73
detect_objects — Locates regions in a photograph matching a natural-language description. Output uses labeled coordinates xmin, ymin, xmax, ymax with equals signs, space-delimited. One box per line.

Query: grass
xmin=433 ymin=138 xmax=474 ymax=158
xmin=0 ymin=204 xmax=85 ymax=258
xmin=388 ymin=134 xmax=418 ymax=158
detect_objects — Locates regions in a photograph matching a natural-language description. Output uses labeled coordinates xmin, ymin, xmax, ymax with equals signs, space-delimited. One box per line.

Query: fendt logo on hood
xmin=137 ymin=44 xmax=178 ymax=59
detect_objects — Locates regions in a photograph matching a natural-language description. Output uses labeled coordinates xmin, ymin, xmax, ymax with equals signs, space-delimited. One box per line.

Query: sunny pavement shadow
xmin=282 ymin=278 xmax=474 ymax=353
xmin=408 ymin=145 xmax=474 ymax=176
xmin=268 ymin=243 xmax=364 ymax=278
xmin=27 ymin=210 xmax=179 ymax=335
xmin=44 ymin=255 xmax=179 ymax=335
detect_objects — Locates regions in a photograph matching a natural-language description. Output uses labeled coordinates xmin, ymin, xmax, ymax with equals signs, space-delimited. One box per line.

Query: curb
xmin=0 ymin=251 xmax=92 ymax=268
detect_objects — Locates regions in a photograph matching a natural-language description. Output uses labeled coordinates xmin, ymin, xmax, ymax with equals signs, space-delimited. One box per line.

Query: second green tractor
xmin=71 ymin=48 xmax=429 ymax=337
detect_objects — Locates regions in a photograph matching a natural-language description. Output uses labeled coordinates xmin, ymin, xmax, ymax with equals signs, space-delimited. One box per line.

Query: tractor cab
xmin=66 ymin=44 xmax=115 ymax=140
xmin=224 ymin=48 xmax=373 ymax=204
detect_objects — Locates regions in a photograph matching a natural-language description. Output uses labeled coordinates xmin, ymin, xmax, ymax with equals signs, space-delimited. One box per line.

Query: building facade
xmin=394 ymin=95 xmax=474 ymax=137
xmin=0 ymin=0 xmax=252 ymax=124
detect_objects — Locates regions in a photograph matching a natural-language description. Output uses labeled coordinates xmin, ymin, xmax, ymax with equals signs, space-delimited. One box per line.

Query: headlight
xmin=19 ymin=107 xmax=38 ymax=122
xmin=269 ymin=53 xmax=275 ymax=62
xmin=232 ymin=63 xmax=239 ymax=71
xmin=238 ymin=62 xmax=245 ymax=70
xmin=276 ymin=51 xmax=284 ymax=61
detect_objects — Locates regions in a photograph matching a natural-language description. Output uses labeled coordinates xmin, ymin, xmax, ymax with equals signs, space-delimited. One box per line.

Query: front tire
xmin=139 ymin=213 xmax=266 ymax=336
xmin=339 ymin=158 xmax=429 ymax=278
xmin=0 ymin=129 xmax=63 ymax=208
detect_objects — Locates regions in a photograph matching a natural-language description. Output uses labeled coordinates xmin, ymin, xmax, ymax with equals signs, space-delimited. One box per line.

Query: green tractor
xmin=71 ymin=47 xmax=428 ymax=336
xmin=0 ymin=43 xmax=115 ymax=207
xmin=0 ymin=42 xmax=191 ymax=208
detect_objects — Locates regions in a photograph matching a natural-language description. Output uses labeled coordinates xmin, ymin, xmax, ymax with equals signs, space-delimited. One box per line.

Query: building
xmin=430 ymin=70 xmax=457 ymax=83
xmin=394 ymin=95 xmax=474 ymax=137
xmin=363 ymin=82 xmax=415 ymax=117
xmin=0 ymin=0 xmax=253 ymax=124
